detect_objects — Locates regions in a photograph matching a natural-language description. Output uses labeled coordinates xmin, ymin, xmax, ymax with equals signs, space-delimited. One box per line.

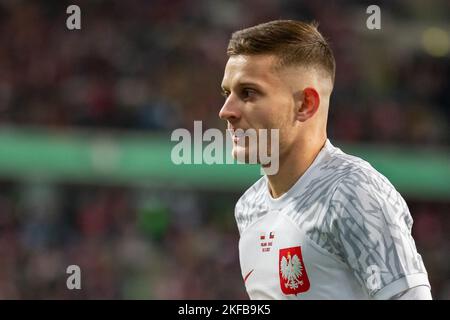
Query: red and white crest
xmin=279 ymin=246 xmax=310 ymax=295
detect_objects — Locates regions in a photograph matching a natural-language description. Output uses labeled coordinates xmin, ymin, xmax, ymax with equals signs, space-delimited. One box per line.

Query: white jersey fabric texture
xmin=235 ymin=139 xmax=431 ymax=299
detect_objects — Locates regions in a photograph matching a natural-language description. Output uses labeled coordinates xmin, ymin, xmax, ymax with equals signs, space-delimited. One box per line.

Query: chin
xmin=232 ymin=146 xmax=244 ymax=161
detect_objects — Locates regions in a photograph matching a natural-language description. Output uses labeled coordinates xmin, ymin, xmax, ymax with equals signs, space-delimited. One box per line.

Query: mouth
xmin=228 ymin=127 xmax=246 ymax=143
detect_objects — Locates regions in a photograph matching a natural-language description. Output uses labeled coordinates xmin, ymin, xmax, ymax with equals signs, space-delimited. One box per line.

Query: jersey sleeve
xmin=328 ymin=168 xmax=431 ymax=299
xmin=391 ymin=285 xmax=432 ymax=300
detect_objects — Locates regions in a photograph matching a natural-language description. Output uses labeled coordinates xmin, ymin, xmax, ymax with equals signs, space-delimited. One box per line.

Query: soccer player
xmin=219 ymin=20 xmax=431 ymax=299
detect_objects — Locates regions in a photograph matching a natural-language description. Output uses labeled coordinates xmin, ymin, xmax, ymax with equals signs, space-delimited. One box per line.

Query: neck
xmin=266 ymin=136 xmax=327 ymax=199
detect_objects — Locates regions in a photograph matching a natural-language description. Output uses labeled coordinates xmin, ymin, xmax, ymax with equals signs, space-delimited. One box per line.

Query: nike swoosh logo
xmin=244 ymin=269 xmax=254 ymax=283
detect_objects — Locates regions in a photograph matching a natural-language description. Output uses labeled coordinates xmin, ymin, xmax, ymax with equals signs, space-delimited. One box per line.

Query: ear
xmin=295 ymin=87 xmax=320 ymax=122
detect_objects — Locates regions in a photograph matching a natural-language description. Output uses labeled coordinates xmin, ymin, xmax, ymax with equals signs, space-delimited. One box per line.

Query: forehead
xmin=221 ymin=54 xmax=281 ymax=88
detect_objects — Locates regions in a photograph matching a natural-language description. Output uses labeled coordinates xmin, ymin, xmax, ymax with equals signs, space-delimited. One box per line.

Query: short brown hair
xmin=227 ymin=20 xmax=336 ymax=83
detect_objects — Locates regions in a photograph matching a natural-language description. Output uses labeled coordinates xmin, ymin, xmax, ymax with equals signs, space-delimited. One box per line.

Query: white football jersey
xmin=235 ymin=139 xmax=430 ymax=299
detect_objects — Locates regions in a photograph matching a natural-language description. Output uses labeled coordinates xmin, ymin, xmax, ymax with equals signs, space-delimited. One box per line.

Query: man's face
xmin=219 ymin=54 xmax=299 ymax=162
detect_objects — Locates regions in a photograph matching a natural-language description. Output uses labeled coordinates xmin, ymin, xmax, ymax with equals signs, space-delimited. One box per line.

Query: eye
xmin=242 ymin=88 xmax=257 ymax=100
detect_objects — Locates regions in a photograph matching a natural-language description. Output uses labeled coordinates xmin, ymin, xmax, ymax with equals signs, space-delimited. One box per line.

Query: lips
xmin=228 ymin=128 xmax=246 ymax=143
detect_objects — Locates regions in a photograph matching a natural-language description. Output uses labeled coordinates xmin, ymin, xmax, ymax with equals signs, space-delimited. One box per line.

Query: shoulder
xmin=322 ymin=145 xmax=406 ymax=212
xmin=300 ymin=143 xmax=403 ymax=213
xmin=326 ymin=147 xmax=416 ymax=254
xmin=301 ymin=143 xmax=383 ymax=198
xmin=320 ymin=144 xmax=413 ymax=234
xmin=234 ymin=176 xmax=269 ymax=235
xmin=236 ymin=176 xmax=267 ymax=209
xmin=323 ymin=146 xmax=386 ymax=186
xmin=330 ymin=151 xmax=410 ymax=222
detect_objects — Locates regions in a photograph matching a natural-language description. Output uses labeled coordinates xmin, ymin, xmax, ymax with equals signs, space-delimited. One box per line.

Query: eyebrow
xmin=221 ymin=80 xmax=265 ymax=92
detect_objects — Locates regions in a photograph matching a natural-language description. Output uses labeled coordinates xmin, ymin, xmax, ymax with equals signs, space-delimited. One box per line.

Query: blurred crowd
xmin=0 ymin=180 xmax=247 ymax=299
xmin=0 ymin=0 xmax=448 ymax=299
xmin=0 ymin=0 xmax=448 ymax=143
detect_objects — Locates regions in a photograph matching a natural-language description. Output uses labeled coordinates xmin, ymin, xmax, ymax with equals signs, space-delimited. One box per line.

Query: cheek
xmin=269 ymin=99 xmax=295 ymax=130
xmin=246 ymin=95 xmax=294 ymax=131
xmin=273 ymin=102 xmax=297 ymax=149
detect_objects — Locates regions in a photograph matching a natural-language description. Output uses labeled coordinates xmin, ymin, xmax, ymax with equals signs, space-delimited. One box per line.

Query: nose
xmin=219 ymin=95 xmax=241 ymax=122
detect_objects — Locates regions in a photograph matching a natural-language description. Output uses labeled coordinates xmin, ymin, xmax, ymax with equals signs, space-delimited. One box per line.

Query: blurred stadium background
xmin=0 ymin=0 xmax=448 ymax=299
